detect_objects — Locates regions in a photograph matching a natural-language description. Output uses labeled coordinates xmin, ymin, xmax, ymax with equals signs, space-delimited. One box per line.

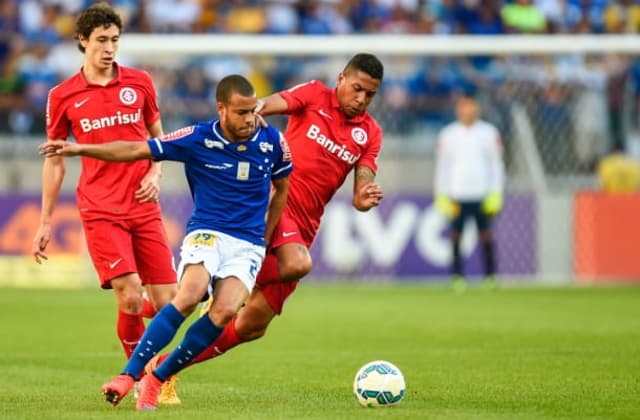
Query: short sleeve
xmin=140 ymin=71 xmax=161 ymax=126
xmin=277 ymin=80 xmax=320 ymax=114
xmin=45 ymin=86 xmax=69 ymax=140
xmin=356 ymin=123 xmax=382 ymax=175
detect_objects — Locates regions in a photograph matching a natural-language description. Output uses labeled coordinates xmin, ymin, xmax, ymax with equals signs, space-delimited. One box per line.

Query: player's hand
xmin=136 ymin=170 xmax=161 ymax=203
xmin=38 ymin=140 xmax=80 ymax=157
xmin=356 ymin=182 xmax=384 ymax=210
xmin=434 ymin=194 xmax=460 ymax=218
xmin=255 ymin=99 xmax=268 ymax=128
xmin=32 ymin=223 xmax=52 ymax=264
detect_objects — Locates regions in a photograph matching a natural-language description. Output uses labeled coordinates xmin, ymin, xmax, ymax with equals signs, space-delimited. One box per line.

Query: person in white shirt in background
xmin=434 ymin=93 xmax=505 ymax=291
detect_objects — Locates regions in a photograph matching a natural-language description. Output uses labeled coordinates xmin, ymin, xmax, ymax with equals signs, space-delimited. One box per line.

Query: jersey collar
xmin=331 ymin=89 xmax=368 ymax=124
xmin=79 ymin=62 xmax=122 ymax=87
xmin=211 ymin=120 xmax=261 ymax=144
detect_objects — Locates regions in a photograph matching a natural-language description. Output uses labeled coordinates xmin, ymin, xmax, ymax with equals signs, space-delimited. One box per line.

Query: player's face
xmin=217 ymin=92 xmax=258 ymax=141
xmin=336 ymin=70 xmax=380 ymax=119
xmin=456 ymin=97 xmax=479 ymax=125
xmin=79 ymin=24 xmax=120 ymax=71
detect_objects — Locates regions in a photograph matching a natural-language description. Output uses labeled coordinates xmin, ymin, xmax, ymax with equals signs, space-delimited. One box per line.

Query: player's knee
xmin=146 ymin=284 xmax=177 ymax=309
xmin=117 ymin=290 xmax=144 ymax=313
xmin=280 ymin=254 xmax=312 ymax=282
xmin=209 ymin=303 xmax=238 ymax=327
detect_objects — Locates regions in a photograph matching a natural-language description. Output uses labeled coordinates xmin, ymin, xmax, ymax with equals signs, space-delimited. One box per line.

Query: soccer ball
xmin=353 ymin=360 xmax=405 ymax=407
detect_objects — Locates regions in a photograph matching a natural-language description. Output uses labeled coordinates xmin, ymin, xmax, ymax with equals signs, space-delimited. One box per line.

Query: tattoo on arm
xmin=355 ymin=166 xmax=375 ymax=184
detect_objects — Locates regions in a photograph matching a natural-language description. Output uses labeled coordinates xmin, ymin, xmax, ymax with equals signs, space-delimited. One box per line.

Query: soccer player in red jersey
xmin=149 ymin=53 xmax=385 ymax=375
xmin=31 ymin=1 xmax=178 ymax=382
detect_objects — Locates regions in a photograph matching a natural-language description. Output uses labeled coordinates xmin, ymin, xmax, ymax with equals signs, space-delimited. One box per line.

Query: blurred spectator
xmin=145 ymin=0 xmax=201 ymax=32
xmin=604 ymin=54 xmax=631 ymax=152
xmin=224 ymin=0 xmax=266 ymax=33
xmin=501 ymin=0 xmax=547 ymax=33
xmin=603 ymin=0 xmax=640 ymax=33
xmin=566 ymin=0 xmax=607 ymax=33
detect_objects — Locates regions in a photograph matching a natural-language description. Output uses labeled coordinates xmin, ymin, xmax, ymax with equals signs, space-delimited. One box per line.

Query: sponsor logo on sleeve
xmin=161 ymin=126 xmax=195 ymax=141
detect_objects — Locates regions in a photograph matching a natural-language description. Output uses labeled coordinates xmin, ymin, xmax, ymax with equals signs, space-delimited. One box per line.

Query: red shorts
xmin=255 ymin=213 xmax=307 ymax=315
xmin=82 ymin=213 xmax=176 ymax=289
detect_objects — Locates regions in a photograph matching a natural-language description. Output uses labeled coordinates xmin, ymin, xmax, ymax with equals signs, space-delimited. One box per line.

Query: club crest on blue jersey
xmin=259 ymin=142 xmax=273 ymax=153
xmin=204 ymin=138 xmax=224 ymax=149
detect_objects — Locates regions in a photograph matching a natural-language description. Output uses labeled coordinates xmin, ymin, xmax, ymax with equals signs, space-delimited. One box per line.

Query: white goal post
xmin=119 ymin=34 xmax=640 ymax=57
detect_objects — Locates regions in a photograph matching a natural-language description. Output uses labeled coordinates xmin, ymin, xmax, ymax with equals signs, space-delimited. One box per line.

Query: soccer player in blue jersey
xmin=39 ymin=74 xmax=292 ymax=411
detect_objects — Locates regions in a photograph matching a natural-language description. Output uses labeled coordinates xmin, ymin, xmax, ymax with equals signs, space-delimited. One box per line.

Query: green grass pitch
xmin=0 ymin=283 xmax=639 ymax=419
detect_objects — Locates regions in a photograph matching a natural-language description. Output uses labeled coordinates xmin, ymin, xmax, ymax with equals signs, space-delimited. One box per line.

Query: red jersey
xmin=278 ymin=80 xmax=382 ymax=244
xmin=46 ymin=63 xmax=161 ymax=220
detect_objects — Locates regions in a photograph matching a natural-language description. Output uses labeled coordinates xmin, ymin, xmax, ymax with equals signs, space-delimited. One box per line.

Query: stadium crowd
xmin=1 ymin=0 xmax=639 ymax=172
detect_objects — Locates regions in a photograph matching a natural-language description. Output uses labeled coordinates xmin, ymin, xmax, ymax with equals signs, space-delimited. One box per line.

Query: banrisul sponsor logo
xmin=306 ymin=124 xmax=360 ymax=164
xmin=80 ymin=109 xmax=142 ymax=133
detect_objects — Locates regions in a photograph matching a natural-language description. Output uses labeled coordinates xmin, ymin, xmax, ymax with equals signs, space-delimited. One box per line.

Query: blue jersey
xmin=147 ymin=120 xmax=292 ymax=246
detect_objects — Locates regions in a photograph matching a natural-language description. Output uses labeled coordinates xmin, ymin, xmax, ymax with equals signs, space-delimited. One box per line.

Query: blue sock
xmin=123 ymin=303 xmax=185 ymax=378
xmin=154 ymin=315 xmax=224 ymax=381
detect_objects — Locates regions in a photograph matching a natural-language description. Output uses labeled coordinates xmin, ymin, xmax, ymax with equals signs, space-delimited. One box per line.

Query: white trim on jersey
xmin=151 ymin=138 xmax=164 ymax=154
xmin=212 ymin=121 xmax=261 ymax=144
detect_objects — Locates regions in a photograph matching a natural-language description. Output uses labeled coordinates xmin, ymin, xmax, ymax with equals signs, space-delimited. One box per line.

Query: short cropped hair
xmin=343 ymin=53 xmax=384 ymax=81
xmin=75 ymin=2 xmax=123 ymax=53
xmin=216 ymin=74 xmax=255 ymax=103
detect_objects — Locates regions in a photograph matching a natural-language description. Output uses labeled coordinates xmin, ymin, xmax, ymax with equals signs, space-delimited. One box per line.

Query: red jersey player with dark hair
xmin=31 ymin=2 xmax=178 ymax=399
xmin=147 ymin=53 xmax=385 ymax=379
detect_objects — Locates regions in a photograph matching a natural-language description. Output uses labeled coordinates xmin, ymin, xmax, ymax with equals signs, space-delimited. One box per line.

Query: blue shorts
xmin=451 ymin=200 xmax=492 ymax=233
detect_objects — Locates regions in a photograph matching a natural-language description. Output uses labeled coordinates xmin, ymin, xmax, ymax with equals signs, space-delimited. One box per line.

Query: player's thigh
xmin=209 ymin=276 xmax=251 ymax=325
xmin=235 ymin=289 xmax=278 ymax=337
xmin=173 ymin=263 xmax=211 ymax=315
xmin=130 ymin=214 xmax=176 ymax=287
xmin=82 ymin=218 xmax=137 ymax=289
xmin=216 ymin=232 xmax=265 ymax=293
xmin=274 ymin=243 xmax=312 ymax=281
xmin=110 ymin=272 xmax=144 ymax=312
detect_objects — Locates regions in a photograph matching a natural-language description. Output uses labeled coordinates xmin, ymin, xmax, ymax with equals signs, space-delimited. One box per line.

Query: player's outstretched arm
xmin=256 ymin=93 xmax=289 ymax=117
xmin=352 ymin=166 xmax=383 ymax=212
xmin=264 ymin=176 xmax=290 ymax=245
xmin=39 ymin=140 xmax=153 ymax=162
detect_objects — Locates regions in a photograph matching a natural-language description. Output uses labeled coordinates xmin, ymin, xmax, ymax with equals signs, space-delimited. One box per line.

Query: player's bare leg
xmin=145 ymin=283 xmax=177 ymax=314
xmin=111 ymin=274 xmax=146 ymax=358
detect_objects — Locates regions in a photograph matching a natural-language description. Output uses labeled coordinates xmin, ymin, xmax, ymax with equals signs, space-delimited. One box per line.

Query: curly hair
xmin=74 ymin=2 xmax=123 ymax=53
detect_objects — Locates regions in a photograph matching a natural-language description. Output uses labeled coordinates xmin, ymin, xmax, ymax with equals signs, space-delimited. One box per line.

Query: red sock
xmin=191 ymin=316 xmax=243 ymax=365
xmin=117 ymin=310 xmax=145 ymax=358
xmin=140 ymin=297 xmax=157 ymax=319
xmin=256 ymin=253 xmax=280 ymax=285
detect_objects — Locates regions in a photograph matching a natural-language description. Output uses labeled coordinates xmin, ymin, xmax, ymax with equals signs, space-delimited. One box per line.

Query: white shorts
xmin=177 ymin=229 xmax=265 ymax=293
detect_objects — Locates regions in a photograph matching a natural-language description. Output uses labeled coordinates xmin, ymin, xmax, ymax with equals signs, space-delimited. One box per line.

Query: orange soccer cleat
xmin=101 ymin=374 xmax=135 ymax=407
xmin=136 ymin=373 xmax=164 ymax=411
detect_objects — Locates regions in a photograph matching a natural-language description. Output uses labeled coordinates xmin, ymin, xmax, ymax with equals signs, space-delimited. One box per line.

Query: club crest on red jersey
xmin=119 ymin=87 xmax=137 ymax=105
xmin=351 ymin=127 xmax=368 ymax=145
